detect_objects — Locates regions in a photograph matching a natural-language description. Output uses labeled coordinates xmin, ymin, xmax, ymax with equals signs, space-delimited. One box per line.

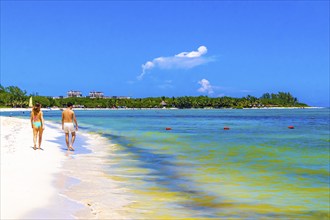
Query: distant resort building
xmin=67 ymin=90 xmax=82 ymax=97
xmin=62 ymin=90 xmax=130 ymax=99
xmin=89 ymin=91 xmax=104 ymax=98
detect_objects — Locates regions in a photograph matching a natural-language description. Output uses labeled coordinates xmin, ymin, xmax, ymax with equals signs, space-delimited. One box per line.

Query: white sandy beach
xmin=0 ymin=116 xmax=100 ymax=219
xmin=0 ymin=116 xmax=70 ymax=219
xmin=1 ymin=115 xmax=136 ymax=219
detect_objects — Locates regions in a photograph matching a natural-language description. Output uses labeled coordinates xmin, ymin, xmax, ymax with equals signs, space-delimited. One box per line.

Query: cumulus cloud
xmin=198 ymin=79 xmax=214 ymax=94
xmin=138 ymin=46 xmax=212 ymax=80
xmin=175 ymin=46 xmax=207 ymax=58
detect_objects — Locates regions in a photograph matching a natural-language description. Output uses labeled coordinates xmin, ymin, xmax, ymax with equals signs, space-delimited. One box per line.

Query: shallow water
xmin=5 ymin=108 xmax=330 ymax=218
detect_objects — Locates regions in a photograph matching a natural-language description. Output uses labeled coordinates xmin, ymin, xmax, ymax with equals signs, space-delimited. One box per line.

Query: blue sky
xmin=1 ymin=1 xmax=329 ymax=106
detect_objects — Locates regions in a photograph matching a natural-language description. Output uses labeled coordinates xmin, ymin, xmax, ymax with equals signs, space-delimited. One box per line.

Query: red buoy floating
xmin=165 ymin=127 xmax=172 ymax=130
xmin=224 ymin=127 xmax=230 ymax=130
xmin=288 ymin=126 xmax=294 ymax=129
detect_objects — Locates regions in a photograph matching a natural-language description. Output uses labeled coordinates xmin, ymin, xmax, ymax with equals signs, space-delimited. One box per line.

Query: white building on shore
xmin=67 ymin=90 xmax=82 ymax=97
xmin=89 ymin=91 xmax=104 ymax=98
xmin=63 ymin=90 xmax=131 ymax=99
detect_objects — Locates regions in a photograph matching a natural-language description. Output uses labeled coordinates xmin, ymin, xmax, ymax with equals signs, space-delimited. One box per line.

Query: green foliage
xmin=33 ymin=96 xmax=51 ymax=107
xmin=0 ymin=84 xmax=308 ymax=108
xmin=259 ymin=92 xmax=306 ymax=107
xmin=0 ymin=85 xmax=27 ymax=107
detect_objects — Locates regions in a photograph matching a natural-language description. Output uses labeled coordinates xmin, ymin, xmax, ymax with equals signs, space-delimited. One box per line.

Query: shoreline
xmin=0 ymin=116 xmax=94 ymax=219
xmin=0 ymin=116 xmax=80 ymax=219
xmin=60 ymin=133 xmax=138 ymax=219
xmin=0 ymin=106 xmax=325 ymax=113
xmin=2 ymin=111 xmax=329 ymax=219
xmin=0 ymin=116 xmax=137 ymax=219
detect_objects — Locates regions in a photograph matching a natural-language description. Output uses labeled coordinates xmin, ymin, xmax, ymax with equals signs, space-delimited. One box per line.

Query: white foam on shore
xmin=60 ymin=132 xmax=138 ymax=219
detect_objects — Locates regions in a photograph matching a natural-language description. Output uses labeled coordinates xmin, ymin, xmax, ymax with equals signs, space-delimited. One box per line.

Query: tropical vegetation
xmin=0 ymin=85 xmax=308 ymax=109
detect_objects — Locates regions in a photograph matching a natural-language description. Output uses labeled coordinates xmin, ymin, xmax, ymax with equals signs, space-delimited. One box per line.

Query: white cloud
xmin=138 ymin=46 xmax=213 ymax=80
xmin=175 ymin=46 xmax=207 ymax=58
xmin=198 ymin=79 xmax=214 ymax=94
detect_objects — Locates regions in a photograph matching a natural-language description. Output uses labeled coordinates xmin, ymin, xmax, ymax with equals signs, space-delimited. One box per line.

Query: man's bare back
xmin=62 ymin=109 xmax=75 ymax=123
xmin=62 ymin=106 xmax=78 ymax=130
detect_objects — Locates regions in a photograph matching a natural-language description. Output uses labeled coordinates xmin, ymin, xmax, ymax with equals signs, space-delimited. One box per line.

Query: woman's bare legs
xmin=33 ymin=126 xmax=44 ymax=150
xmin=33 ymin=127 xmax=38 ymax=150
xmin=38 ymin=127 xmax=43 ymax=149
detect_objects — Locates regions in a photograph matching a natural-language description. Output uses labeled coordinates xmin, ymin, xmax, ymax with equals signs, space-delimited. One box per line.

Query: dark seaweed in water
xmin=102 ymin=132 xmax=231 ymax=218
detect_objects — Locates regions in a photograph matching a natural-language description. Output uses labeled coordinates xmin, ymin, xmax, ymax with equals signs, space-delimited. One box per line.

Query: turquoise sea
xmin=4 ymin=108 xmax=329 ymax=218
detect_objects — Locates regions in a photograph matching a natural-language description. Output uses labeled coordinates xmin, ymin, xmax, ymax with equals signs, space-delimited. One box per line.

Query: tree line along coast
xmin=0 ymin=85 xmax=308 ymax=109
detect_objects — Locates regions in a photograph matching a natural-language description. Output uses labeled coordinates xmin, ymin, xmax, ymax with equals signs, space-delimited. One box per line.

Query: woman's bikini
xmin=33 ymin=114 xmax=42 ymax=128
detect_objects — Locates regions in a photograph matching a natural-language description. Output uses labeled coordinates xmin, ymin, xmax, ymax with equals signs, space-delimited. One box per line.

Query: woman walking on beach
xmin=30 ymin=103 xmax=45 ymax=150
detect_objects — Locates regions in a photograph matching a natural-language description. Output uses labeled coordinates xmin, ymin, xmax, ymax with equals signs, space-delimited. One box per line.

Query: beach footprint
xmin=87 ymin=202 xmax=102 ymax=216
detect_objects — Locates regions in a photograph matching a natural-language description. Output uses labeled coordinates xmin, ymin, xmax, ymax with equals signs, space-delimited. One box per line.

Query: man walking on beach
xmin=62 ymin=102 xmax=78 ymax=151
